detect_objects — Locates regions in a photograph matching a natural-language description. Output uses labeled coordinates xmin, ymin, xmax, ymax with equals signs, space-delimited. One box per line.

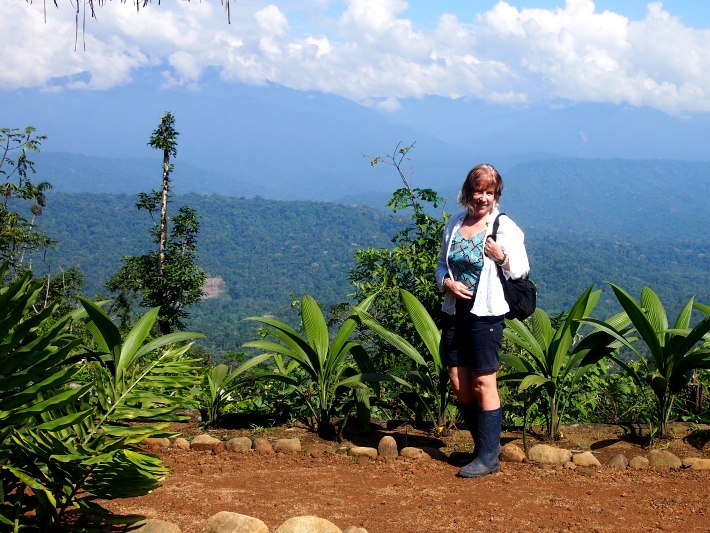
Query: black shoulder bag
xmin=490 ymin=213 xmax=536 ymax=321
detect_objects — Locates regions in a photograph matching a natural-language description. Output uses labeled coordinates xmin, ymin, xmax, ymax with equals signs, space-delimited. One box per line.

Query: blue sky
xmin=3 ymin=1 xmax=710 ymax=117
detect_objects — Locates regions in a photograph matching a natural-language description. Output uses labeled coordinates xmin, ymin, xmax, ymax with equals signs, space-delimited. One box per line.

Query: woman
xmin=436 ymin=164 xmax=530 ymax=478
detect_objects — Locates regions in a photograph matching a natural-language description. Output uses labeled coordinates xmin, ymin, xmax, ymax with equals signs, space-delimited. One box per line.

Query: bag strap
xmin=491 ymin=213 xmax=507 ymax=285
xmin=491 ymin=212 xmax=506 ymax=239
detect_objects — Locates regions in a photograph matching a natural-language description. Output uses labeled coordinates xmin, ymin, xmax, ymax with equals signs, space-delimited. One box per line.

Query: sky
xmin=4 ymin=0 xmax=710 ymax=117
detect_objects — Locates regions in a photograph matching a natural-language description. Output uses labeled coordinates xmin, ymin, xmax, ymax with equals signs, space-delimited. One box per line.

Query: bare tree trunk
xmin=158 ymin=130 xmax=170 ymax=278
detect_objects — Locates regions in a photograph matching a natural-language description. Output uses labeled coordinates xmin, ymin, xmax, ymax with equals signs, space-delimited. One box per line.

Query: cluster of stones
xmin=131 ymin=514 xmax=366 ymax=533
xmin=136 ymin=434 xmax=710 ymax=532
xmin=521 ymin=443 xmax=710 ymax=470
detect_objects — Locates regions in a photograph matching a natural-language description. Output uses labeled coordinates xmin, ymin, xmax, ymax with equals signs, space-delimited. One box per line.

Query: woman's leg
xmin=472 ymin=371 xmax=500 ymax=410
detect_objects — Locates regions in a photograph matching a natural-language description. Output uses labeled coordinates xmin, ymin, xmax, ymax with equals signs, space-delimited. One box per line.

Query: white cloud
xmin=3 ymin=0 xmax=710 ymax=115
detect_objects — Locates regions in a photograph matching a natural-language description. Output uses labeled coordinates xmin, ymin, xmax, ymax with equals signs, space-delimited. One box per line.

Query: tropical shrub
xmin=499 ymin=287 xmax=623 ymax=439
xmin=201 ymin=353 xmax=276 ymax=427
xmin=242 ymin=294 xmax=394 ymax=436
xmin=0 ymin=265 xmax=204 ymax=531
xmin=353 ymin=289 xmax=451 ymax=432
xmin=580 ymin=285 xmax=710 ymax=438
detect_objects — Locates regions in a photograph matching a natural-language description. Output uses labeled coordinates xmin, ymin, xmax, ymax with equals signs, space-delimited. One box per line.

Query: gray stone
xmin=629 ymin=456 xmax=649 ymax=469
xmin=648 ymin=449 xmax=682 ymax=469
xmin=500 ymin=443 xmax=526 ymax=463
xmin=172 ymin=438 xmax=191 ymax=450
xmin=348 ymin=446 xmax=378 ymax=460
xmin=142 ymin=437 xmax=171 ymax=448
xmin=572 ymin=451 xmax=601 ymax=467
xmin=607 ymin=453 xmax=629 ymax=469
xmin=275 ymin=516 xmax=341 ymax=533
xmin=253 ymin=438 xmax=274 ymax=454
xmin=377 ymin=436 xmax=398 ymax=458
xmin=200 ymin=511 xmax=269 ymax=533
xmin=420 ymin=447 xmax=447 ymax=461
xmin=528 ymin=444 xmax=572 ymax=465
xmin=273 ymin=438 xmax=302 ymax=454
xmin=128 ymin=518 xmax=181 ymax=533
xmin=225 ymin=437 xmax=253 ymax=452
xmin=191 ymin=434 xmax=222 ymax=452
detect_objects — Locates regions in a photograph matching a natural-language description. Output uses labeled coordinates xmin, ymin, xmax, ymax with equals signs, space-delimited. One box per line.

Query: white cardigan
xmin=436 ymin=208 xmax=530 ymax=317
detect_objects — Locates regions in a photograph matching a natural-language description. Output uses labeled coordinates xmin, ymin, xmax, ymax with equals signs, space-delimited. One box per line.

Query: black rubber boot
xmin=457 ymin=407 xmax=502 ymax=478
xmin=457 ymin=400 xmax=478 ymax=467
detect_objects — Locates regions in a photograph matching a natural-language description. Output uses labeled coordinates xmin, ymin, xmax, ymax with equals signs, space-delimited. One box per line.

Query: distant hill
xmin=38 ymin=153 xmax=710 ymax=242
xmin=36 ymin=192 xmax=710 ymax=354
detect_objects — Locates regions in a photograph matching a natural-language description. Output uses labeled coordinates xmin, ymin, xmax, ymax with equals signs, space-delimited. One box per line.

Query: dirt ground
xmin=103 ymin=419 xmax=710 ymax=533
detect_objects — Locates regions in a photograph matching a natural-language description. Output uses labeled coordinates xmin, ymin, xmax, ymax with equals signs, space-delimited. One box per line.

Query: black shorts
xmin=440 ymin=302 xmax=504 ymax=374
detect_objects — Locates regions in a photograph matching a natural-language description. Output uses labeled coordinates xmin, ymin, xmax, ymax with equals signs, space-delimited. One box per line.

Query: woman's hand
xmin=445 ymin=278 xmax=473 ymax=300
xmin=484 ymin=236 xmax=504 ymax=263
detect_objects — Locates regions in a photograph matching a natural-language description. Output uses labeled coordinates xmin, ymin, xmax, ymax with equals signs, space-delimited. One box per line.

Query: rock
xmin=253 ymin=438 xmax=274 ymax=455
xmin=528 ymin=444 xmax=572 ymax=465
xmin=274 ymin=438 xmax=302 ymax=454
xmin=421 ymin=447 xmax=447 ymax=461
xmin=563 ymin=461 xmax=576 ymax=470
xmin=191 ymin=434 xmax=223 ymax=452
xmin=648 ymin=450 xmax=682 ymax=469
xmin=200 ymin=511 xmax=269 ymax=533
xmin=687 ymin=458 xmax=710 ymax=470
xmin=142 ymin=437 xmax=171 ymax=448
xmin=377 ymin=436 xmax=398 ymax=458
xmin=342 ymin=527 xmax=368 ymax=533
xmin=275 ymin=515 xmax=341 ymax=533
xmin=335 ymin=446 xmax=349 ymax=455
xmin=629 ymin=456 xmax=649 ymax=469
xmin=172 ymin=438 xmax=191 ymax=450
xmin=211 ymin=442 xmax=226 ymax=455
xmin=572 ymin=451 xmax=601 ymax=467
xmin=500 ymin=443 xmax=526 ymax=463
xmin=225 ymin=437 xmax=253 ymax=452
xmin=128 ymin=518 xmax=181 ymax=533
xmin=398 ymin=447 xmax=444 ymax=460
xmin=348 ymin=446 xmax=378 ymax=460
xmin=305 ymin=443 xmax=334 ymax=458
xmin=606 ymin=454 xmax=629 ymax=469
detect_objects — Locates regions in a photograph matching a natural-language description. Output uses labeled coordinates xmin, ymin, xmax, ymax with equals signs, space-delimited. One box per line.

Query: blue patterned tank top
xmin=448 ymin=229 xmax=486 ymax=296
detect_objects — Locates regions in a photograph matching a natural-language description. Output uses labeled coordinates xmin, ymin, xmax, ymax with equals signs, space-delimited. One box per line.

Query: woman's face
xmin=470 ymin=183 xmax=496 ymax=217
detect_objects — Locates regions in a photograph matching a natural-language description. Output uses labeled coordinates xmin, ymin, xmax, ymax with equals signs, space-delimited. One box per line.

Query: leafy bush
xmin=0 ymin=264 xmax=203 ymax=531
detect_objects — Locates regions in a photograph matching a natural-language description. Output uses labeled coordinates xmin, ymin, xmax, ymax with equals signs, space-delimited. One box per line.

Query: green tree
xmin=349 ymin=142 xmax=448 ymax=373
xmin=0 ymin=127 xmax=54 ymax=275
xmin=107 ymin=113 xmax=206 ymax=334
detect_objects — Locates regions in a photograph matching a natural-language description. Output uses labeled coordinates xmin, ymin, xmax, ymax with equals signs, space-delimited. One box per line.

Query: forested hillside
xmin=37 ymin=192 xmax=710 ymax=354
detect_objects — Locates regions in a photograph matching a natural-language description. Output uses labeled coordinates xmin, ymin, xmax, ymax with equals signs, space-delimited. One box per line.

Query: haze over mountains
xmin=8 ymin=71 xmax=710 ymax=207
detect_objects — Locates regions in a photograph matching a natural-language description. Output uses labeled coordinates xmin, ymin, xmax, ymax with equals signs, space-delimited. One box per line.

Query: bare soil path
xmin=103 ymin=421 xmax=710 ymax=533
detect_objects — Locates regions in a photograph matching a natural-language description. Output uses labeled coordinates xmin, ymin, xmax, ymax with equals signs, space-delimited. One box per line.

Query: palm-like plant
xmin=1 ymin=269 xmax=204 ymax=531
xmin=580 ymin=284 xmax=710 ymax=438
xmin=353 ymin=289 xmax=450 ymax=432
xmin=203 ymin=353 xmax=275 ymax=427
xmin=242 ymin=294 xmax=393 ymax=435
xmin=499 ymin=287 xmax=621 ymax=439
